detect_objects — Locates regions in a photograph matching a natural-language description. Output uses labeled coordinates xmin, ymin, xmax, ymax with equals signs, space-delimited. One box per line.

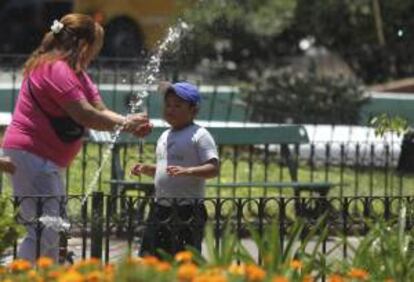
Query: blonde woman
xmin=2 ymin=13 xmax=152 ymax=262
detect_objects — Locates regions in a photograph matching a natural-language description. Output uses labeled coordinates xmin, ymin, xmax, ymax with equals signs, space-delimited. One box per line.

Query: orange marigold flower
xmin=85 ymin=270 xmax=103 ymax=282
xmin=126 ymin=256 xmax=142 ymax=265
xmin=156 ymin=261 xmax=172 ymax=272
xmin=48 ymin=270 xmax=62 ymax=279
xmin=37 ymin=257 xmax=54 ymax=268
xmin=9 ymin=259 xmax=32 ymax=272
xmin=28 ymin=269 xmax=38 ymax=278
xmin=246 ymin=264 xmax=266 ymax=282
xmin=175 ymin=251 xmax=193 ymax=263
xmin=84 ymin=258 xmax=101 ymax=266
xmin=302 ymin=275 xmax=314 ymax=282
xmin=0 ymin=266 xmax=6 ymax=274
xmin=193 ymin=274 xmax=227 ymax=282
xmin=141 ymin=255 xmax=159 ymax=267
xmin=103 ymin=263 xmax=114 ymax=274
xmin=328 ymin=274 xmax=345 ymax=282
xmin=228 ymin=263 xmax=246 ymax=276
xmin=290 ymin=259 xmax=303 ymax=270
xmin=57 ymin=269 xmax=84 ymax=282
xmin=177 ymin=263 xmax=198 ymax=281
xmin=348 ymin=268 xmax=369 ymax=280
xmin=272 ymin=275 xmax=289 ymax=282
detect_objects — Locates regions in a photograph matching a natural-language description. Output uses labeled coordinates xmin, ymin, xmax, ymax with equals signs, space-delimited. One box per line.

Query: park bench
xmin=92 ymin=122 xmax=337 ymax=217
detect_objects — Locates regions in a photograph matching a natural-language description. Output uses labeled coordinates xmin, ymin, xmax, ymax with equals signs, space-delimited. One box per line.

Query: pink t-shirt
xmin=2 ymin=60 xmax=102 ymax=167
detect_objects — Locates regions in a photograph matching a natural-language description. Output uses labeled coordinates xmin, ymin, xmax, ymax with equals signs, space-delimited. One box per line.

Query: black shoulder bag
xmin=27 ymin=79 xmax=85 ymax=143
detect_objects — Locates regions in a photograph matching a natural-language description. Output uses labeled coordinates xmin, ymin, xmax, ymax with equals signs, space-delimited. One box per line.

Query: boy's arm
xmin=166 ymin=158 xmax=219 ymax=179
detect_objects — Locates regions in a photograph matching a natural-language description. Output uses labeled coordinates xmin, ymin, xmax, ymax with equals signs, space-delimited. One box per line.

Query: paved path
xmin=2 ymin=236 xmax=360 ymax=264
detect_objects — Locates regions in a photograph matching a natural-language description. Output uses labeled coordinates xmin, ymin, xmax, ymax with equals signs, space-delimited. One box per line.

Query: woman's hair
xmin=23 ymin=13 xmax=104 ymax=75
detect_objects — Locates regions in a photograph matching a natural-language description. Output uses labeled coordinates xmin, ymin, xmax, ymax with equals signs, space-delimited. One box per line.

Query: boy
xmin=131 ymin=81 xmax=219 ymax=257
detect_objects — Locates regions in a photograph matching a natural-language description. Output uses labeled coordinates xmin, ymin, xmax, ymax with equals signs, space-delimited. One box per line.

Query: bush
xmin=246 ymin=68 xmax=368 ymax=124
xmin=0 ymin=196 xmax=25 ymax=260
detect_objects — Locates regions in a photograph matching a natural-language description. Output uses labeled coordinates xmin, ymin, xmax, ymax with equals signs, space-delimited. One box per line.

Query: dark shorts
xmin=139 ymin=202 xmax=207 ymax=257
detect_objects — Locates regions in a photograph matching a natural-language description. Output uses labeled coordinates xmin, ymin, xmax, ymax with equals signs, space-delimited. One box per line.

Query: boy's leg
xmin=139 ymin=204 xmax=173 ymax=257
xmin=177 ymin=204 xmax=207 ymax=253
xmin=139 ymin=203 xmax=157 ymax=256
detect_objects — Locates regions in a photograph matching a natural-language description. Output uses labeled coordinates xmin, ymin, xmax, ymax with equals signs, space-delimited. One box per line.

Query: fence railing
xmin=6 ymin=194 xmax=414 ymax=264
xmin=6 ymin=139 xmax=403 ymax=199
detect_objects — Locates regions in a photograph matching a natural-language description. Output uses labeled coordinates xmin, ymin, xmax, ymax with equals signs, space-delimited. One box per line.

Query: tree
xmin=291 ymin=0 xmax=414 ymax=83
xmin=176 ymin=0 xmax=297 ymax=80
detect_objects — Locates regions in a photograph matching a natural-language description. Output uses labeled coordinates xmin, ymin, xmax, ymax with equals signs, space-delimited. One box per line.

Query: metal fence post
xmin=91 ymin=192 xmax=104 ymax=259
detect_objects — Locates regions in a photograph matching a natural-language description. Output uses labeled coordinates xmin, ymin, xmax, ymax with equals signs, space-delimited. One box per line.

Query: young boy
xmin=131 ymin=81 xmax=219 ymax=257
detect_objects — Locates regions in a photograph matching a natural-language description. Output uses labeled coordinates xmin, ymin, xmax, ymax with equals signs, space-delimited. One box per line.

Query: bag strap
xmin=27 ymin=78 xmax=53 ymax=119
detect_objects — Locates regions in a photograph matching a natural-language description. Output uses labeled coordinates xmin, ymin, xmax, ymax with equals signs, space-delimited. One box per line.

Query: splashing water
xmin=39 ymin=216 xmax=71 ymax=232
xmin=80 ymin=19 xmax=190 ymax=206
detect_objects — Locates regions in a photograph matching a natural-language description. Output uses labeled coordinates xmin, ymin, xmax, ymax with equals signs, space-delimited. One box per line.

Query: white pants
xmin=4 ymin=149 xmax=66 ymax=263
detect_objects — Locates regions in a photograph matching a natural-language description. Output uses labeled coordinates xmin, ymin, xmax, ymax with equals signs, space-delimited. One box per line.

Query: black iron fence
xmin=38 ymin=139 xmax=411 ymax=199
xmin=6 ymin=194 xmax=414 ymax=264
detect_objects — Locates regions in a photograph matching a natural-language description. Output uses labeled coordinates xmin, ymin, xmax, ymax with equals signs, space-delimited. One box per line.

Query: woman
xmin=2 ymin=14 xmax=152 ymax=262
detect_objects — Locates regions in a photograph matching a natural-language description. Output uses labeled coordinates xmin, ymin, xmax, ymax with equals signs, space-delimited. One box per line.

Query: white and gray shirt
xmin=154 ymin=124 xmax=218 ymax=204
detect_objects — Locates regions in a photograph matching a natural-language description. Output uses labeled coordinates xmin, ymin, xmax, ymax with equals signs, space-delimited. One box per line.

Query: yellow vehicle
xmin=73 ymin=0 xmax=186 ymax=57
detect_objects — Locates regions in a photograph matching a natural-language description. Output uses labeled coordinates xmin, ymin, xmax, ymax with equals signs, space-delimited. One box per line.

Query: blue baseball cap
xmin=165 ymin=82 xmax=201 ymax=105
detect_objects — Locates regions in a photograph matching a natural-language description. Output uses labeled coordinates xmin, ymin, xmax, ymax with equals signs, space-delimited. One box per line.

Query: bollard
xmin=91 ymin=191 xmax=104 ymax=259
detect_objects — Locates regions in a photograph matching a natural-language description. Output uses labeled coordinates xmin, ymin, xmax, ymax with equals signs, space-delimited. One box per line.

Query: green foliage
xmin=176 ymin=0 xmax=297 ymax=77
xmin=370 ymin=113 xmax=409 ymax=137
xmin=333 ymin=205 xmax=414 ymax=281
xmin=247 ymin=69 xmax=368 ymax=124
xmin=176 ymin=0 xmax=414 ymax=84
xmin=0 ymin=196 xmax=25 ymax=259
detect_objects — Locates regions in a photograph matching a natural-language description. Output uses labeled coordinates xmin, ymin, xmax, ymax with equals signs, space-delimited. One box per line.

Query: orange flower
xmin=141 ymin=255 xmax=159 ymax=267
xmin=85 ymin=270 xmax=103 ymax=282
xmin=57 ymin=269 xmax=84 ymax=282
xmin=0 ymin=266 xmax=6 ymax=274
xmin=103 ymin=263 xmax=114 ymax=274
xmin=246 ymin=264 xmax=266 ymax=282
xmin=156 ymin=261 xmax=172 ymax=272
xmin=177 ymin=263 xmax=198 ymax=281
xmin=228 ymin=263 xmax=246 ymax=276
xmin=37 ymin=257 xmax=54 ymax=268
xmin=125 ymin=256 xmax=142 ymax=265
xmin=348 ymin=268 xmax=369 ymax=280
xmin=9 ymin=259 xmax=32 ymax=272
xmin=328 ymin=274 xmax=345 ymax=282
xmin=193 ymin=274 xmax=227 ymax=282
xmin=302 ymin=275 xmax=314 ymax=282
xmin=272 ymin=276 xmax=289 ymax=282
xmin=175 ymin=251 xmax=193 ymax=263
xmin=290 ymin=259 xmax=303 ymax=270
xmin=83 ymin=258 xmax=101 ymax=266
xmin=28 ymin=270 xmax=39 ymax=279
xmin=48 ymin=270 xmax=62 ymax=279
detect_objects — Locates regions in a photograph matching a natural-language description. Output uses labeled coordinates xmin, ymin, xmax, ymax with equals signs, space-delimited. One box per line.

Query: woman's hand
xmin=131 ymin=163 xmax=156 ymax=177
xmin=123 ymin=113 xmax=153 ymax=137
xmin=0 ymin=157 xmax=16 ymax=174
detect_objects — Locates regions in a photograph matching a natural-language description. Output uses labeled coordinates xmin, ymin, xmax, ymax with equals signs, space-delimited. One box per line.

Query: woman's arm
xmin=131 ymin=163 xmax=156 ymax=177
xmin=64 ymin=99 xmax=151 ymax=136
